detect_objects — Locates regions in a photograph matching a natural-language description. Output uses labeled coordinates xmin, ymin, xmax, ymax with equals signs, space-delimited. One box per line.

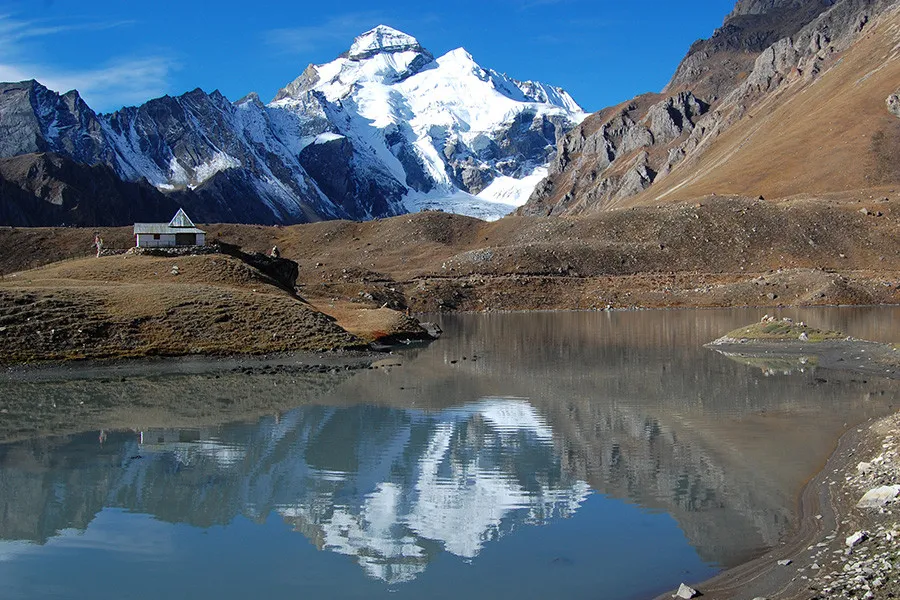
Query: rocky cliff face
xmin=0 ymin=26 xmax=584 ymax=226
xmin=0 ymin=153 xmax=190 ymax=227
xmin=0 ymin=81 xmax=113 ymax=166
xmin=521 ymin=0 xmax=896 ymax=216
xmin=666 ymin=0 xmax=839 ymax=102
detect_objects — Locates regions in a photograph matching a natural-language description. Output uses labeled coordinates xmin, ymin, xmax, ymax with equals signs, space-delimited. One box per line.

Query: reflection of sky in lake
xmin=0 ymin=307 xmax=896 ymax=599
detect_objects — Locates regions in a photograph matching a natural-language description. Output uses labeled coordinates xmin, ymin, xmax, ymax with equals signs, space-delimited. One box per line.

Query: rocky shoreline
xmin=814 ymin=414 xmax=900 ymax=599
xmin=660 ymin=331 xmax=900 ymax=600
xmin=664 ymin=409 xmax=900 ymax=600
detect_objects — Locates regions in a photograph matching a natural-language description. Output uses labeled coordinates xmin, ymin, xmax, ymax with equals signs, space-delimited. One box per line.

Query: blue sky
xmin=0 ymin=0 xmax=737 ymax=113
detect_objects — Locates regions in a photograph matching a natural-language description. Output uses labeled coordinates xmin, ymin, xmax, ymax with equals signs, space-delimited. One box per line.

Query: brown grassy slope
xmin=204 ymin=199 xmax=898 ymax=277
xmin=633 ymin=5 xmax=900 ymax=204
xmin=0 ymin=253 xmax=362 ymax=363
xmin=3 ymin=197 xmax=897 ymax=313
xmin=0 ymin=226 xmax=134 ymax=274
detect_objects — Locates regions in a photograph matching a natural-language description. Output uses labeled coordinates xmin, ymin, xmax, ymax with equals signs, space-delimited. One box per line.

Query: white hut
xmin=134 ymin=209 xmax=206 ymax=248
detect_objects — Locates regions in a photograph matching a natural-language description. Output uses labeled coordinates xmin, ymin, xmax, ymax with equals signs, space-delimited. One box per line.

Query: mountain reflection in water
xmin=0 ymin=399 xmax=589 ymax=586
xmin=0 ymin=307 xmax=897 ymax=600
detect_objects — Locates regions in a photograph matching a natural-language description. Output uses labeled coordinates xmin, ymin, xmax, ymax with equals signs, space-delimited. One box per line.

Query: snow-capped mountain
xmin=272 ymin=26 xmax=585 ymax=219
xmin=0 ymin=25 xmax=585 ymax=225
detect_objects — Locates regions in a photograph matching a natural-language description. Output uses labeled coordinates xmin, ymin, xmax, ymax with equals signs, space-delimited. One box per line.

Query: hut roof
xmin=134 ymin=209 xmax=205 ymax=235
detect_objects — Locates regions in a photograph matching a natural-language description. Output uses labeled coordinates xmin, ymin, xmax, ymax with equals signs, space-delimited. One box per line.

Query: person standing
xmin=93 ymin=233 xmax=104 ymax=258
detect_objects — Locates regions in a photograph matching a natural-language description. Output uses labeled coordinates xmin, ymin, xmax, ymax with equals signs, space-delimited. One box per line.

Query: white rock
xmin=777 ymin=559 xmax=793 ymax=566
xmin=674 ymin=583 xmax=699 ymax=599
xmin=846 ymin=531 xmax=868 ymax=548
xmin=856 ymin=485 xmax=900 ymax=509
xmin=857 ymin=461 xmax=873 ymax=475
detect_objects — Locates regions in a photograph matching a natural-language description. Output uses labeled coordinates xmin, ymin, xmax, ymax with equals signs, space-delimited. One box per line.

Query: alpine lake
xmin=0 ymin=307 xmax=897 ymax=600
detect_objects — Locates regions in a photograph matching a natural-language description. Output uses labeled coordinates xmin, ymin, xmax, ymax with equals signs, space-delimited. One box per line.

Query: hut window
xmin=153 ymin=234 xmax=161 ymax=240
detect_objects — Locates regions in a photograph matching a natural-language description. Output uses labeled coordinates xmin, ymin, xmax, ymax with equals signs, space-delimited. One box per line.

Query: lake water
xmin=0 ymin=307 xmax=897 ymax=600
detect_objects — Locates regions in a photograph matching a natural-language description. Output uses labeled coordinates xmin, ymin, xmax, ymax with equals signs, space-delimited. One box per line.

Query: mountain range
xmin=2 ymin=0 xmax=899 ymax=227
xmin=0 ymin=26 xmax=584 ymax=226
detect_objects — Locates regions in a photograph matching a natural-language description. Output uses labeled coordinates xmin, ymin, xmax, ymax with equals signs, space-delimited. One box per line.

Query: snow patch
xmin=405 ymin=190 xmax=516 ymax=221
xmin=190 ymin=152 xmax=242 ymax=188
xmin=313 ymin=132 xmax=345 ymax=144
xmin=477 ymin=167 xmax=548 ymax=207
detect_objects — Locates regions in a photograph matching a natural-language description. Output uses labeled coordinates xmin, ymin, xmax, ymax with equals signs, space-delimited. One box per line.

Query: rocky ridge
xmin=0 ymin=153 xmax=186 ymax=226
xmin=522 ymin=0 xmax=897 ymax=216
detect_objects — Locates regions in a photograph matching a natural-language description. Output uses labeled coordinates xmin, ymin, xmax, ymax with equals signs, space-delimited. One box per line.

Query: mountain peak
xmin=348 ymin=25 xmax=425 ymax=60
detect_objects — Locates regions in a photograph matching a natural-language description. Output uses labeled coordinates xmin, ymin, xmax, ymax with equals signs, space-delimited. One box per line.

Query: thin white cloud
xmin=0 ymin=58 xmax=174 ymax=111
xmin=0 ymin=14 xmax=135 ymax=54
xmin=0 ymin=14 xmax=172 ymax=111
xmin=266 ymin=12 xmax=393 ymax=55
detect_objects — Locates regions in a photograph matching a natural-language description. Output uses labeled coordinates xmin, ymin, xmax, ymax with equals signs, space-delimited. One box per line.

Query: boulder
xmin=887 ymin=93 xmax=900 ymax=119
xmin=674 ymin=583 xmax=699 ymax=599
xmin=856 ymin=485 xmax=900 ymax=509
xmin=846 ymin=530 xmax=868 ymax=548
xmin=419 ymin=321 xmax=443 ymax=339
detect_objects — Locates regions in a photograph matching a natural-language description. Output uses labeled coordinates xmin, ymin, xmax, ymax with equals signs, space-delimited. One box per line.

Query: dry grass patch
xmin=724 ymin=320 xmax=845 ymax=342
xmin=0 ymin=253 xmax=364 ymax=363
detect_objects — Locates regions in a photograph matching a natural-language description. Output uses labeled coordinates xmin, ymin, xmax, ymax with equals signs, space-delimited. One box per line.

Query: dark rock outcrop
xmin=217 ymin=241 xmax=300 ymax=292
xmin=0 ymin=153 xmax=184 ymax=227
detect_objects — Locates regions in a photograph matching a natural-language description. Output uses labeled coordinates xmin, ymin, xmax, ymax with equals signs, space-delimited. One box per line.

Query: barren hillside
xmin=0 ymin=253 xmax=365 ymax=363
xmin=642 ymin=2 xmax=900 ymax=204
xmin=2 ymin=198 xmax=897 ymax=323
xmin=522 ymin=0 xmax=900 ymax=215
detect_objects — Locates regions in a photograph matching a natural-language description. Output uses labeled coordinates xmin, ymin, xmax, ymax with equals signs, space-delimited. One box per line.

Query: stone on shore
xmin=674 ymin=583 xmax=699 ymax=598
xmin=856 ymin=485 xmax=900 ymax=509
xmin=846 ymin=530 xmax=868 ymax=548
xmin=419 ymin=321 xmax=443 ymax=339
